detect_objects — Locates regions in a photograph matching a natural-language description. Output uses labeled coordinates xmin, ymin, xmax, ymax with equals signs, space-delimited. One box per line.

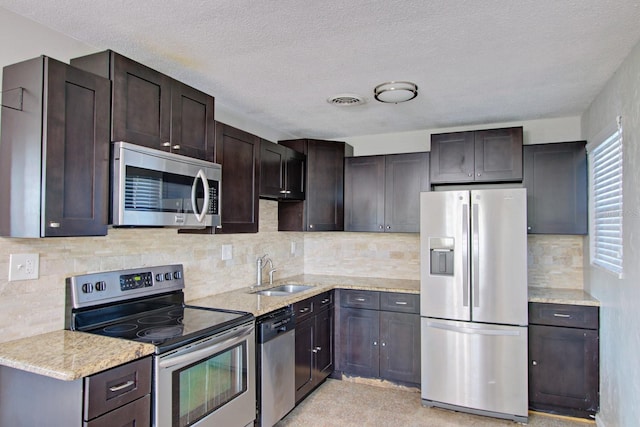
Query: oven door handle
xmin=157 ymin=325 xmax=253 ymax=369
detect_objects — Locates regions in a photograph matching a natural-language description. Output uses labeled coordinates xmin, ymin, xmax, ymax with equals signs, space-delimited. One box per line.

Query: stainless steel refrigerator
xmin=420 ymin=188 xmax=528 ymax=423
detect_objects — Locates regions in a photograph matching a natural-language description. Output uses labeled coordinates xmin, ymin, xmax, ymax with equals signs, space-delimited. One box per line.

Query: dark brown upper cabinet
xmin=1 ymin=56 xmax=110 ymax=237
xmin=344 ymin=152 xmax=430 ymax=233
xmin=430 ymin=127 xmax=523 ymax=184
xmin=71 ymin=50 xmax=215 ymax=162
xmin=260 ymin=139 xmax=305 ymax=200
xmin=523 ymin=141 xmax=587 ymax=235
xmin=214 ymin=122 xmax=260 ymax=233
xmin=277 ymin=139 xmax=353 ymax=231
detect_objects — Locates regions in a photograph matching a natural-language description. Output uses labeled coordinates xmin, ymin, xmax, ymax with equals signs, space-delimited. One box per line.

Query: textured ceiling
xmin=2 ymin=0 xmax=640 ymax=139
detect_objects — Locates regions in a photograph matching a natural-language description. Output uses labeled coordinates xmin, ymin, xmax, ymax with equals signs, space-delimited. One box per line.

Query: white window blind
xmin=588 ymin=119 xmax=623 ymax=277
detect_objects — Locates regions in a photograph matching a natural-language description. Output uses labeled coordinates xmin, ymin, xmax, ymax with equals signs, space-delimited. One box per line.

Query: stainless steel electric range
xmin=65 ymin=264 xmax=256 ymax=427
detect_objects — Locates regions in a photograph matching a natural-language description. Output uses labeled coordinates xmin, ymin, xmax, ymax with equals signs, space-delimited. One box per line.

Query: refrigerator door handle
xmin=472 ymin=203 xmax=480 ymax=308
xmin=426 ymin=320 xmax=523 ymax=337
xmin=461 ymin=204 xmax=469 ymax=307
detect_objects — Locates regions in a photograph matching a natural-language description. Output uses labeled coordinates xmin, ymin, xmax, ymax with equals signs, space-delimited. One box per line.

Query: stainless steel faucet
xmin=256 ymin=254 xmax=274 ymax=287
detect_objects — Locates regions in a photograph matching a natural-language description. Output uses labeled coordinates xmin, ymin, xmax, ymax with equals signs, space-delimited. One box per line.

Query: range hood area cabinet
xmin=430 ymin=126 xmax=523 ymax=184
xmin=0 ymin=56 xmax=110 ymax=237
xmin=523 ymin=141 xmax=588 ymax=235
xmin=344 ymin=152 xmax=430 ymax=233
xmin=277 ymin=139 xmax=353 ymax=231
xmin=70 ymin=50 xmax=215 ymax=162
xmin=260 ymin=139 xmax=305 ymax=200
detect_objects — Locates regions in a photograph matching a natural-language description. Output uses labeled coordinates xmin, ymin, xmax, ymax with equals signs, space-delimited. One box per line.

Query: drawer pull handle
xmin=355 ymin=298 xmax=366 ymax=302
xmin=553 ymin=313 xmax=571 ymax=318
xmin=321 ymin=298 xmax=330 ymax=304
xmin=395 ymin=301 xmax=408 ymax=305
xmin=109 ymin=380 xmax=135 ymax=392
xmin=299 ymin=307 xmax=310 ymax=313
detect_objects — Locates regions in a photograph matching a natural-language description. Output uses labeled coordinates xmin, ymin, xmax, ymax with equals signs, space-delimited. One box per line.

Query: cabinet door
xmin=379 ymin=312 xmax=420 ymax=385
xmin=344 ymin=156 xmax=385 ymax=232
xmin=260 ymin=140 xmax=286 ymax=199
xmin=306 ymin=140 xmax=346 ymax=231
xmin=170 ymin=80 xmax=215 ymax=162
xmin=524 ymin=141 xmax=587 ymax=234
xmin=384 ymin=152 xmax=430 ymax=232
xmin=215 ymin=123 xmax=260 ymax=233
xmin=529 ymin=325 xmax=599 ymax=417
xmin=284 ymin=149 xmax=305 ymax=200
xmin=44 ymin=59 xmax=110 ymax=236
xmin=430 ymin=132 xmax=475 ymax=183
xmin=339 ymin=308 xmax=380 ymax=378
xmin=111 ymin=53 xmax=172 ymax=150
xmin=295 ymin=316 xmax=314 ymax=403
xmin=314 ymin=306 xmax=334 ymax=380
xmin=474 ymin=127 xmax=523 ymax=182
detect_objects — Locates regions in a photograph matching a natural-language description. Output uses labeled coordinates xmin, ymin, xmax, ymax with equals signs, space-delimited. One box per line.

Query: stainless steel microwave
xmin=112 ymin=142 xmax=221 ymax=228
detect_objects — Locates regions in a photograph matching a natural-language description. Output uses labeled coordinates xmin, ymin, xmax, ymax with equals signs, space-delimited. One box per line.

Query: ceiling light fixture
xmin=374 ymin=81 xmax=418 ymax=104
xmin=327 ymin=93 xmax=366 ymax=106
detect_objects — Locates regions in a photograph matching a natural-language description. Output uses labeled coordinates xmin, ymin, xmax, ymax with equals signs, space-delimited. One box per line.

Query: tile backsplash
xmin=0 ymin=199 xmax=584 ymax=343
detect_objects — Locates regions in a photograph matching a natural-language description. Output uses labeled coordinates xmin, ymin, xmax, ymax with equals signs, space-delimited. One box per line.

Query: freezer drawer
xmin=421 ymin=318 xmax=528 ymax=422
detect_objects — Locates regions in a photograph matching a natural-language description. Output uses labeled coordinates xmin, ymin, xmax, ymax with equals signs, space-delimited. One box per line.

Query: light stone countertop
xmin=528 ymin=287 xmax=600 ymax=306
xmin=0 ymin=330 xmax=155 ymax=381
xmin=188 ymin=274 xmax=420 ymax=316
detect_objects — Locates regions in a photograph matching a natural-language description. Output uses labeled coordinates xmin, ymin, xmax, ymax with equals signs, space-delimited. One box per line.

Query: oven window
xmin=172 ymin=342 xmax=247 ymax=427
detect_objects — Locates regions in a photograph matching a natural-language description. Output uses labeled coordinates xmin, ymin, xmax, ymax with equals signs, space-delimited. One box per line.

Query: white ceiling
xmin=2 ymin=0 xmax=640 ymax=140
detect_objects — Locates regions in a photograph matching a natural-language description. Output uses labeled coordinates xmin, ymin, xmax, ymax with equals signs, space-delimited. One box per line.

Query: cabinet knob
xmin=162 ymin=142 xmax=171 ymax=147
xmin=309 ymin=224 xmax=314 ymax=229
xmin=468 ymin=173 xmax=473 ymax=177
xmin=379 ymin=225 xmax=384 ymax=230
xmin=477 ymin=172 xmax=482 ymax=177
xmin=373 ymin=341 xmax=378 ymax=346
xmin=527 ymin=226 xmax=532 ymax=231
xmin=172 ymin=144 xmax=181 ymax=150
xmin=49 ymin=222 xmax=61 ymax=228
xmin=532 ymin=360 xmax=538 ymax=366
xmin=386 ymin=225 xmax=391 ymax=230
xmin=381 ymin=342 xmax=386 ymax=347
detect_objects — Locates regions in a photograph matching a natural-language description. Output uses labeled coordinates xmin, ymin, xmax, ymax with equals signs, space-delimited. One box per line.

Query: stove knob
xmin=81 ymin=283 xmax=94 ymax=293
xmin=155 ymin=273 xmax=164 ymax=282
xmin=173 ymin=271 xmax=182 ymax=280
xmin=164 ymin=272 xmax=172 ymax=281
xmin=95 ymin=281 xmax=106 ymax=291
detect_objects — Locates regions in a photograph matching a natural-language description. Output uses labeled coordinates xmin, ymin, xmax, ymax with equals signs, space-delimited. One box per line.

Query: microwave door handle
xmin=191 ymin=169 xmax=210 ymax=223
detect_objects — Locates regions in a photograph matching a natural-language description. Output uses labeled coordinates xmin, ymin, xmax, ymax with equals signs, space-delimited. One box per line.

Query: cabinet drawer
xmin=529 ymin=303 xmax=598 ymax=329
xmin=314 ymin=291 xmax=334 ymax=311
xmin=380 ymin=292 xmax=420 ymax=314
xmin=84 ymin=356 xmax=152 ymax=420
xmin=84 ymin=394 xmax=150 ymax=427
xmin=340 ymin=290 xmax=380 ymax=310
xmin=294 ymin=297 xmax=314 ymax=322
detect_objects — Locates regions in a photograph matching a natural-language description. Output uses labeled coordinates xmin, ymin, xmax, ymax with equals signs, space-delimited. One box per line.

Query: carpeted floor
xmin=277 ymin=379 xmax=594 ymax=427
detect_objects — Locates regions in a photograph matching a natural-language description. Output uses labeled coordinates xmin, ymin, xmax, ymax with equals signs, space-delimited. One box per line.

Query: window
xmin=587 ymin=117 xmax=624 ymax=277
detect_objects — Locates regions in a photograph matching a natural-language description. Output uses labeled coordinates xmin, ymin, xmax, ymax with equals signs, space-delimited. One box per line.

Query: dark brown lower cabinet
xmin=337 ymin=290 xmax=420 ymax=386
xmin=528 ymin=303 xmax=599 ymax=419
xmin=294 ymin=291 xmax=334 ymax=403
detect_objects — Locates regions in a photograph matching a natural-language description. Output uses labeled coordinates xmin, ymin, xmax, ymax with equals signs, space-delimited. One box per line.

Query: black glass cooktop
xmin=74 ymin=293 xmax=253 ymax=354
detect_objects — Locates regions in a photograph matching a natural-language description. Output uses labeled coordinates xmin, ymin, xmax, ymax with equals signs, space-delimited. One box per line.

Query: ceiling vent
xmin=327 ymin=93 xmax=366 ymax=106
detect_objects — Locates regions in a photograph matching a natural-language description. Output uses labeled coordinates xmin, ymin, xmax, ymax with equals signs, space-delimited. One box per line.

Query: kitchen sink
xmin=251 ymin=284 xmax=313 ymax=296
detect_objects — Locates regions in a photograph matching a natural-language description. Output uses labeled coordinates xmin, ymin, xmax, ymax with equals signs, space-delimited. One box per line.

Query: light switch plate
xmin=221 ymin=244 xmax=233 ymax=260
xmin=9 ymin=253 xmax=39 ymax=281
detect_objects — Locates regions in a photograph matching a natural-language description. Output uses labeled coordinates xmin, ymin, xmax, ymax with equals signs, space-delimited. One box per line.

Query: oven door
xmin=154 ymin=321 xmax=255 ymax=427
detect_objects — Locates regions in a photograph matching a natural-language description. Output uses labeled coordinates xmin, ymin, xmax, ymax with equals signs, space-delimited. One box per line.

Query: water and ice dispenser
xmin=429 ymin=237 xmax=454 ymax=276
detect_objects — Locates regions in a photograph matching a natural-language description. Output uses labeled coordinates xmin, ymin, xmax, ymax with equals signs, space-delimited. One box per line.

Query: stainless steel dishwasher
xmin=256 ymin=306 xmax=295 ymax=427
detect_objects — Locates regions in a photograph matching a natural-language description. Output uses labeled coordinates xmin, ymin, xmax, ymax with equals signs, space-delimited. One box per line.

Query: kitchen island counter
xmin=0 ymin=329 xmax=155 ymax=380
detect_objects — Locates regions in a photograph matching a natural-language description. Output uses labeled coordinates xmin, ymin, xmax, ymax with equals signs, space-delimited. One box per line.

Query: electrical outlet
xmin=291 ymin=241 xmax=297 ymax=255
xmin=9 ymin=253 xmax=40 ymax=281
xmin=221 ymin=244 xmax=233 ymax=261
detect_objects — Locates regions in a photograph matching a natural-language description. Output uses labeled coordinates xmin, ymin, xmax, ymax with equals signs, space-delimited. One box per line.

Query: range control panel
xmin=67 ymin=264 xmax=185 ymax=309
